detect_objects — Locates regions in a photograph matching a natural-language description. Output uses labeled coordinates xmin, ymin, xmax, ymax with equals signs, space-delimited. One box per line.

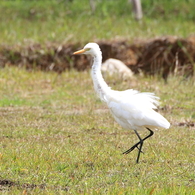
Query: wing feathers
xmin=107 ymin=90 xmax=170 ymax=130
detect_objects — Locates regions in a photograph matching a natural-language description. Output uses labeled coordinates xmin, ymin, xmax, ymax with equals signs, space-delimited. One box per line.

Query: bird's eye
xmin=85 ymin=48 xmax=90 ymax=51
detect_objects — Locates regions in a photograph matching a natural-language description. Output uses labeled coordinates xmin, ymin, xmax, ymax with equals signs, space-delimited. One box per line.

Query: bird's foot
xmin=136 ymin=145 xmax=144 ymax=154
xmin=122 ymin=142 xmax=143 ymax=155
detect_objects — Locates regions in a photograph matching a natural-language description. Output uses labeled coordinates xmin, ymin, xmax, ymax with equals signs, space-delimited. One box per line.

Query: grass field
xmin=0 ymin=0 xmax=195 ymax=194
xmin=0 ymin=67 xmax=195 ymax=194
xmin=0 ymin=0 xmax=195 ymax=45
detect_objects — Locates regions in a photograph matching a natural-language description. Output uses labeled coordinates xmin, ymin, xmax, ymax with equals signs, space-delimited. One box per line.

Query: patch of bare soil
xmin=0 ymin=179 xmax=16 ymax=188
xmin=178 ymin=121 xmax=195 ymax=127
xmin=0 ymin=179 xmax=71 ymax=192
xmin=0 ymin=36 xmax=195 ymax=80
xmin=0 ymin=179 xmax=46 ymax=191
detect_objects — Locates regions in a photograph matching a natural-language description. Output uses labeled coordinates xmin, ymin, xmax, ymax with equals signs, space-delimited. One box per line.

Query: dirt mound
xmin=0 ymin=36 xmax=195 ymax=79
xmin=137 ymin=36 xmax=195 ymax=80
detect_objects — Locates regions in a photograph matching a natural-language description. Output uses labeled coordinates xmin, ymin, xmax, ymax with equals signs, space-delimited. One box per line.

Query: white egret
xmin=73 ymin=43 xmax=170 ymax=163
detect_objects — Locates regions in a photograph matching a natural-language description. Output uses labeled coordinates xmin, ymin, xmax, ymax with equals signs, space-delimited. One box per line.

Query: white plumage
xmin=74 ymin=43 xmax=170 ymax=163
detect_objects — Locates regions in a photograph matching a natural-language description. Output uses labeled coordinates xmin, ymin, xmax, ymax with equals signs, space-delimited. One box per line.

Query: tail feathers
xmin=157 ymin=115 xmax=170 ymax=129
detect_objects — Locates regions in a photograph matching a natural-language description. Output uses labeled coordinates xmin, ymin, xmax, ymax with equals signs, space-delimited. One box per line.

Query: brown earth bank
xmin=0 ymin=36 xmax=195 ymax=80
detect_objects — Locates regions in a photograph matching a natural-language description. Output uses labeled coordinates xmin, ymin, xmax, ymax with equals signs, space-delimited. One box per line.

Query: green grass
xmin=0 ymin=67 xmax=195 ymax=194
xmin=0 ymin=1 xmax=195 ymax=194
xmin=0 ymin=0 xmax=195 ymax=45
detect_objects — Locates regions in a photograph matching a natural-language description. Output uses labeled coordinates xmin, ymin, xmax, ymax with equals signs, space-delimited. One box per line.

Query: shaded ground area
xmin=0 ymin=36 xmax=195 ymax=80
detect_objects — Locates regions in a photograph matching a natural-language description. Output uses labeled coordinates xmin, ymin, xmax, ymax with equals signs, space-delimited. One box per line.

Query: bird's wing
xmin=109 ymin=89 xmax=159 ymax=109
xmin=107 ymin=90 xmax=170 ymax=129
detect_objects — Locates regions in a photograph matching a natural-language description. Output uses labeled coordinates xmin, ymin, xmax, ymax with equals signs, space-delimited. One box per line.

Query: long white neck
xmin=91 ymin=51 xmax=111 ymax=102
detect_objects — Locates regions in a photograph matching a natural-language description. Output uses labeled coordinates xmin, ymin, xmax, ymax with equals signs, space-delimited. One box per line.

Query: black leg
xmin=134 ymin=130 xmax=143 ymax=163
xmin=123 ymin=128 xmax=154 ymax=163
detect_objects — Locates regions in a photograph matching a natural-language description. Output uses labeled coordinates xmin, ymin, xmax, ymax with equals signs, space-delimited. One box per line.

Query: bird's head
xmin=73 ymin=43 xmax=101 ymax=57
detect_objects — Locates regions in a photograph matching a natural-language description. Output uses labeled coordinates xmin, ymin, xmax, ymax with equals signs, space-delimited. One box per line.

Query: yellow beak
xmin=73 ymin=49 xmax=86 ymax=55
